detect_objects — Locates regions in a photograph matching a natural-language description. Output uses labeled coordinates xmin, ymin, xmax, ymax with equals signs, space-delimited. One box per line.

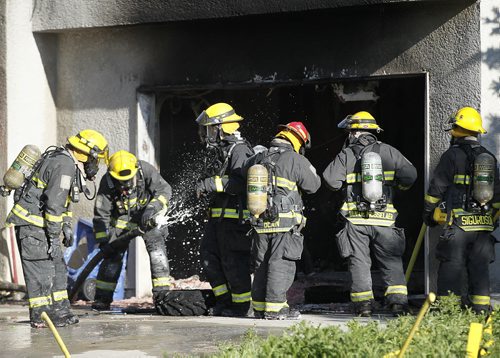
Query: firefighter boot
xmin=30 ymin=306 xmax=68 ymax=329
xmin=91 ymin=299 xmax=111 ymax=311
xmin=264 ymin=307 xmax=301 ymax=320
xmin=30 ymin=306 xmax=51 ymax=329
xmin=472 ymin=304 xmax=492 ymax=315
xmin=390 ymin=303 xmax=406 ymax=317
xmin=253 ymin=310 xmax=264 ymax=319
xmin=53 ymin=299 xmax=80 ymax=325
xmin=221 ymin=302 xmax=251 ymax=318
xmin=92 ymin=289 xmax=113 ymax=311
xmin=356 ymin=301 xmax=372 ymax=317
xmin=207 ymin=293 xmax=232 ymax=316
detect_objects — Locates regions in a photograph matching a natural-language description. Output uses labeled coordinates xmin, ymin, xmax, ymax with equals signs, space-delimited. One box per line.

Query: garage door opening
xmin=157 ymin=74 xmax=426 ymax=296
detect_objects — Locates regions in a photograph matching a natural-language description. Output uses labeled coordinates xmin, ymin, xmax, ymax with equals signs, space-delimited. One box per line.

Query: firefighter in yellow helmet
xmin=323 ymin=111 xmax=417 ymax=317
xmin=195 ymin=103 xmax=255 ymax=317
xmin=91 ymin=150 xmax=176 ymax=314
xmin=6 ymin=129 xmax=109 ymax=328
xmin=423 ymin=107 xmax=500 ymax=313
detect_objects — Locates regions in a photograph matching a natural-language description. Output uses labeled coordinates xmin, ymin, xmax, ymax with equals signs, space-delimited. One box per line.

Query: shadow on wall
xmin=483 ymin=7 xmax=500 ymax=97
xmin=481 ymin=7 xmax=500 ymax=153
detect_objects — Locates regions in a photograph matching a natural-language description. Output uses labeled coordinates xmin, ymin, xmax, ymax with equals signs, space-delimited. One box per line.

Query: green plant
xmin=212 ymin=295 xmax=499 ymax=357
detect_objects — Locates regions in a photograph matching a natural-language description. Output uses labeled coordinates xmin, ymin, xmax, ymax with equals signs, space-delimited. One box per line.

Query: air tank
xmin=473 ymin=152 xmax=495 ymax=206
xmin=247 ymin=164 xmax=268 ymax=218
xmin=3 ymin=145 xmax=41 ymax=190
xmin=361 ymin=151 xmax=383 ymax=210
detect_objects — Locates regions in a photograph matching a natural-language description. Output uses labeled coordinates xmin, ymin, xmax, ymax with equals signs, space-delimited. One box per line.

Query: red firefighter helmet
xmin=277 ymin=122 xmax=311 ymax=149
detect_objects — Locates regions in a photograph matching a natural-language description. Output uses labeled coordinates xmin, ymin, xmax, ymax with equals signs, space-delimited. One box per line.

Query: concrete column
xmin=0 ymin=0 xmax=57 ymax=283
xmin=0 ymin=0 xmax=9 ymax=284
xmin=481 ymin=0 xmax=500 ymax=293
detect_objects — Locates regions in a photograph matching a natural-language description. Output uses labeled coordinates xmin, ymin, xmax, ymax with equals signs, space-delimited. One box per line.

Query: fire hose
xmin=68 ymin=228 xmax=143 ymax=302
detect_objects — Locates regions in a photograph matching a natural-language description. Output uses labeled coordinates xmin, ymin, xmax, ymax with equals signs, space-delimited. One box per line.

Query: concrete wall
xmin=0 ymin=0 xmax=8 ymax=284
xmin=480 ymin=0 xmax=500 ymax=292
xmin=0 ymin=0 xmax=57 ymax=283
xmin=31 ymin=0 xmax=470 ymax=32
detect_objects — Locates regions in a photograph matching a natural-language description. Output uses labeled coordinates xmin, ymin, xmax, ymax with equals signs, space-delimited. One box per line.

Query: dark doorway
xmin=158 ymin=75 xmax=426 ymax=293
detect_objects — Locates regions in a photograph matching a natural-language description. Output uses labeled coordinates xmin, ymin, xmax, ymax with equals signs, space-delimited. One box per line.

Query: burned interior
xmin=158 ymin=74 xmax=426 ymax=300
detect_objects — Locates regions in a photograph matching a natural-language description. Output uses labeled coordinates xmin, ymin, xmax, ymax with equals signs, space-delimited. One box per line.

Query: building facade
xmin=0 ymin=0 xmax=499 ymax=297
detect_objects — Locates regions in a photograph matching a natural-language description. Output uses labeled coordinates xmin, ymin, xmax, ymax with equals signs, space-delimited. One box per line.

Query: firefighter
xmin=5 ymin=129 xmax=109 ymax=328
xmin=422 ymin=107 xmax=500 ymax=314
xmin=245 ymin=122 xmax=321 ymax=320
xmin=91 ymin=150 xmax=173 ymax=313
xmin=195 ymin=103 xmax=254 ymax=317
xmin=323 ymin=111 xmax=417 ymax=317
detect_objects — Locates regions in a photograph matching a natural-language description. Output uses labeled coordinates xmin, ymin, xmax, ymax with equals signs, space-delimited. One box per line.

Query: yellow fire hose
xmin=405 ymin=223 xmax=427 ymax=283
xmin=41 ymin=312 xmax=71 ymax=358
xmin=466 ymin=322 xmax=484 ymax=358
xmin=384 ymin=293 xmax=436 ymax=358
xmin=480 ymin=313 xmax=495 ymax=356
xmin=397 ymin=292 xmax=436 ymax=358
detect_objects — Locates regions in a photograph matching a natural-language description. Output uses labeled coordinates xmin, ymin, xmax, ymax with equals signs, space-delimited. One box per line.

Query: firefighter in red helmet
xmin=244 ymin=121 xmax=321 ymax=319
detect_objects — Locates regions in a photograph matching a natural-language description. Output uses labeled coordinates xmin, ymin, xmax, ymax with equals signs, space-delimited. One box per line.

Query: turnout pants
xmin=436 ymin=224 xmax=495 ymax=311
xmin=94 ymin=226 xmax=171 ymax=303
xmin=251 ymin=230 xmax=304 ymax=314
xmin=200 ymin=219 xmax=252 ymax=308
xmin=16 ymin=225 xmax=72 ymax=323
xmin=337 ymin=222 xmax=407 ymax=307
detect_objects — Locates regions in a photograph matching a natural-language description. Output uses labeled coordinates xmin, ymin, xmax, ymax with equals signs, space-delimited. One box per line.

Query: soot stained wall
xmin=32 ymin=0 xmax=472 ymax=32
xmin=52 ymin=2 xmax=480 ymax=290
xmin=56 ymin=2 xmax=479 ymax=166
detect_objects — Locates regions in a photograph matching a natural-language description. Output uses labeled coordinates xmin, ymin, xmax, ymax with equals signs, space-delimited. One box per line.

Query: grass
xmin=212 ymin=296 xmax=499 ymax=357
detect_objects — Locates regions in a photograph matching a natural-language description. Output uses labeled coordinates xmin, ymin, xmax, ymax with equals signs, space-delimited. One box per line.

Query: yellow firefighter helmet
xmin=196 ymin=102 xmax=243 ymax=134
xmin=67 ymin=129 xmax=109 ymax=164
xmin=337 ymin=111 xmax=383 ymax=132
xmin=449 ymin=107 xmax=486 ymax=135
xmin=108 ymin=150 xmax=138 ymax=181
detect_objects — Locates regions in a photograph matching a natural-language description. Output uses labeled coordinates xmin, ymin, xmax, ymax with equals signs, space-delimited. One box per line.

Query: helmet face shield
xmin=98 ymin=147 xmax=110 ymax=166
xmin=198 ymin=124 xmax=220 ymax=147
xmin=337 ymin=117 xmax=351 ymax=129
xmin=195 ymin=111 xmax=209 ymax=126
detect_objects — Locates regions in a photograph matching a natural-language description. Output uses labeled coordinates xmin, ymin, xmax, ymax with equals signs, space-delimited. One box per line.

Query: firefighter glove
xmin=195 ymin=180 xmax=207 ymax=198
xmin=422 ymin=209 xmax=438 ymax=228
xmin=140 ymin=206 xmax=157 ymax=231
xmin=62 ymin=223 xmax=74 ymax=247
xmin=47 ymin=235 xmax=62 ymax=259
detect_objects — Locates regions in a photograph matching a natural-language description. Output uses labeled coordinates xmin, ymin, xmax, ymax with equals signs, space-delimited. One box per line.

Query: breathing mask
xmin=198 ymin=124 xmax=221 ymax=148
xmin=83 ymin=157 xmax=100 ymax=181
xmin=114 ymin=176 xmax=136 ymax=197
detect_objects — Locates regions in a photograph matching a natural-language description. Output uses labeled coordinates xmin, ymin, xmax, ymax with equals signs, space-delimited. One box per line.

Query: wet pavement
xmin=0 ymin=303 xmax=388 ymax=358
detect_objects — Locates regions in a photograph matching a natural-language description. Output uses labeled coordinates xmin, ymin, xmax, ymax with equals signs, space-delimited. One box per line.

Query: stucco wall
xmin=481 ymin=0 xmax=500 ymax=292
xmin=0 ymin=0 xmax=57 ymax=283
xmin=31 ymin=0 xmax=471 ymax=32
xmin=0 ymin=0 xmax=7 ymax=226
xmin=54 ymin=1 xmax=479 ymax=217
